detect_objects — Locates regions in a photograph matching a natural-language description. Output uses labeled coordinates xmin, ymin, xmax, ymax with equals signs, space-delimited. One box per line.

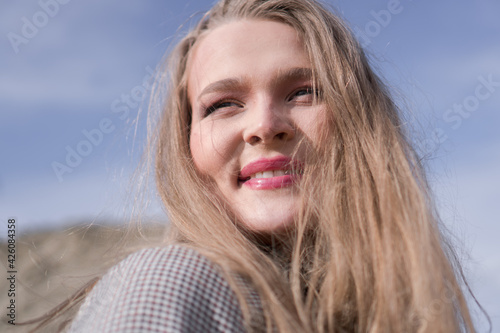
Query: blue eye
xmin=288 ymin=87 xmax=321 ymax=103
xmin=295 ymin=88 xmax=313 ymax=96
xmin=204 ymin=100 xmax=241 ymax=117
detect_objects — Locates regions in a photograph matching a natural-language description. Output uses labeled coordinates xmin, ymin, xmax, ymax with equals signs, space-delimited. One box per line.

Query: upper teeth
xmin=249 ymin=170 xmax=287 ymax=179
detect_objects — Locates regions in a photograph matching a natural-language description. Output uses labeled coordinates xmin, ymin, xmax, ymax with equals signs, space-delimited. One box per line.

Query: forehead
xmin=187 ymin=19 xmax=311 ymax=98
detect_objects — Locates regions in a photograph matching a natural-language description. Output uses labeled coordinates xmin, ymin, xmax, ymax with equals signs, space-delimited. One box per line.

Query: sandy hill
xmin=0 ymin=223 xmax=165 ymax=333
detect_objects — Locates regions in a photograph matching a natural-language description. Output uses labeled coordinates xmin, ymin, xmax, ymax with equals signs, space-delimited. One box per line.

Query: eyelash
xmin=202 ymin=86 xmax=321 ymax=117
xmin=203 ymin=99 xmax=242 ymax=117
xmin=288 ymin=87 xmax=321 ymax=102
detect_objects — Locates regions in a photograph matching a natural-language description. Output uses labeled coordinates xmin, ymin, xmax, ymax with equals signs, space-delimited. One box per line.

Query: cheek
xmin=189 ymin=128 xmax=212 ymax=174
xmin=297 ymin=106 xmax=328 ymax=146
xmin=189 ymin=124 xmax=235 ymax=177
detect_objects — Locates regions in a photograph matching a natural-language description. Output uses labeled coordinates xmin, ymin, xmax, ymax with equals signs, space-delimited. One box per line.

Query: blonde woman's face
xmin=188 ymin=19 xmax=326 ymax=233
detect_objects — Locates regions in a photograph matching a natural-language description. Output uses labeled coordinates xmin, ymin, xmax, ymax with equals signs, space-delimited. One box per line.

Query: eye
xmin=295 ymin=88 xmax=313 ymax=97
xmin=288 ymin=87 xmax=321 ymax=104
xmin=203 ymin=100 xmax=242 ymax=117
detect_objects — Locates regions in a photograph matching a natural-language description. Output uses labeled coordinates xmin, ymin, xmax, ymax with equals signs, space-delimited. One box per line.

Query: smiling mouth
xmin=237 ymin=157 xmax=304 ymax=190
xmin=237 ymin=156 xmax=304 ymax=189
xmin=238 ymin=168 xmax=303 ymax=182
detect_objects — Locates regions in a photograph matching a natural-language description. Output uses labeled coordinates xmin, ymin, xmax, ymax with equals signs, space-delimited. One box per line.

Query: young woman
xmin=66 ymin=0 xmax=477 ymax=332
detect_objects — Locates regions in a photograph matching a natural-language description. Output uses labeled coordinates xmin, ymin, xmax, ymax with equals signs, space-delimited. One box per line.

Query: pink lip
xmin=239 ymin=156 xmax=303 ymax=190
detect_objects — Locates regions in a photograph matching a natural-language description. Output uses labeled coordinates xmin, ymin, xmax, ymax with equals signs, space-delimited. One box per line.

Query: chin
xmin=239 ymin=212 xmax=296 ymax=235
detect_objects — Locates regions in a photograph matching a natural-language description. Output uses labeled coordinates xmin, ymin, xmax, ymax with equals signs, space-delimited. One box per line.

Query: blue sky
xmin=0 ymin=0 xmax=499 ymax=330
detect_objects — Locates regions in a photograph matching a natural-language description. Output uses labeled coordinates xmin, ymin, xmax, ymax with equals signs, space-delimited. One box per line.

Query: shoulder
xmin=68 ymin=245 xmax=247 ymax=333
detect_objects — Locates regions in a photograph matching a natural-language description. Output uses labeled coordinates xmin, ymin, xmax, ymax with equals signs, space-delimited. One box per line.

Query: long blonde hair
xmin=150 ymin=0 xmax=476 ymax=332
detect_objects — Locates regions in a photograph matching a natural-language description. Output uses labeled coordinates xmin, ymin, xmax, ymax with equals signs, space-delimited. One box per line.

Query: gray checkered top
xmin=68 ymin=245 xmax=264 ymax=332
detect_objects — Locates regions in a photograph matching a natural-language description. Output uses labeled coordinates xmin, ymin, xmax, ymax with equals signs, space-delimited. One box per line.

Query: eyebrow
xmin=272 ymin=67 xmax=313 ymax=87
xmin=196 ymin=67 xmax=313 ymax=101
xmin=197 ymin=77 xmax=247 ymax=101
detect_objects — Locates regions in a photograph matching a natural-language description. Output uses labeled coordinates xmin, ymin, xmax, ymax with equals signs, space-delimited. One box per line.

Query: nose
xmin=242 ymin=101 xmax=295 ymax=145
